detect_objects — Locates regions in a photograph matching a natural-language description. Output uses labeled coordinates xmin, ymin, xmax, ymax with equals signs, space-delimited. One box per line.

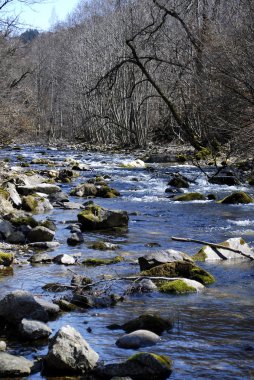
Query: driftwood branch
xmin=171 ymin=236 xmax=254 ymax=260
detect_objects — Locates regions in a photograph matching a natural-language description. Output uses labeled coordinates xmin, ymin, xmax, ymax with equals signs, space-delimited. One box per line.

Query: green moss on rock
xmin=0 ymin=188 xmax=9 ymax=200
xmin=140 ymin=261 xmax=215 ymax=285
xmin=193 ymin=248 xmax=208 ymax=262
xmin=218 ymin=191 xmax=254 ymax=204
xmin=0 ymin=252 xmax=13 ymax=267
xmin=127 ymin=352 xmax=173 ymax=369
xmin=194 ymin=148 xmax=211 ymax=161
xmin=11 ymin=216 xmax=38 ymax=228
xmin=173 ymin=192 xmax=206 ymax=202
xmin=82 ymin=256 xmax=123 ymax=266
xmin=159 ymin=279 xmax=196 ymax=294
xmin=22 ymin=195 xmax=39 ymax=212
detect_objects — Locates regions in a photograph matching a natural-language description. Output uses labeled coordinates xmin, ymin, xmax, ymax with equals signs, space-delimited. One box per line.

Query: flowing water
xmin=0 ymin=145 xmax=254 ymax=380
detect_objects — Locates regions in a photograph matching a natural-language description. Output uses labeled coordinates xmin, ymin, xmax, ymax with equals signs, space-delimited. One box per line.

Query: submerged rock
xmin=122 ymin=314 xmax=172 ymax=335
xmin=140 ymin=261 xmax=215 ymax=285
xmin=78 ymin=202 xmax=128 ymax=230
xmin=193 ymin=237 xmax=254 ymax=261
xmin=138 ymin=249 xmax=193 ymax=271
xmin=116 ymin=330 xmax=160 ymax=349
xmin=95 ymin=352 xmax=173 ymax=380
xmin=44 ymin=325 xmax=99 ymax=375
xmin=0 ymin=352 xmax=34 ymax=377
xmin=218 ymin=191 xmax=254 ymax=204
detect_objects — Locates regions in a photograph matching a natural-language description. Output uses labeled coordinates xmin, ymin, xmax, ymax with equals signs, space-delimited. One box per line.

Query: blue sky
xmin=14 ymin=0 xmax=80 ymax=31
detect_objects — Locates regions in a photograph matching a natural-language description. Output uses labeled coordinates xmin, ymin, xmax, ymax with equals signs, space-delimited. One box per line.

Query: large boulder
xmin=193 ymin=237 xmax=254 ymax=261
xmin=138 ymin=249 xmax=193 ymax=271
xmin=21 ymin=195 xmax=53 ymax=213
xmin=140 ymin=261 xmax=215 ymax=285
xmin=218 ymin=191 xmax=254 ymax=204
xmin=78 ymin=203 xmax=128 ymax=230
xmin=0 ymin=290 xmax=49 ymax=323
xmin=122 ymin=314 xmax=173 ymax=334
xmin=95 ymin=352 xmax=173 ymax=380
xmin=44 ymin=325 xmax=99 ymax=375
xmin=27 ymin=226 xmax=55 ymax=243
xmin=0 ymin=352 xmax=33 ymax=377
xmin=116 ymin=330 xmax=160 ymax=349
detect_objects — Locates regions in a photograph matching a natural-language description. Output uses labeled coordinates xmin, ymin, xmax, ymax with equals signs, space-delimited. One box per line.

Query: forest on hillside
xmin=0 ymin=0 xmax=254 ymax=158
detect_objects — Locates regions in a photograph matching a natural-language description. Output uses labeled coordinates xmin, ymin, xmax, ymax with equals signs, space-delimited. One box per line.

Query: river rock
xmin=88 ymin=241 xmax=120 ymax=250
xmin=120 ymin=159 xmax=146 ymax=168
xmin=27 ymin=226 xmax=55 ymax=243
xmin=122 ymin=314 xmax=173 ymax=334
xmin=17 ymin=184 xmax=61 ymax=195
xmin=44 ymin=325 xmax=99 ymax=375
xmin=0 ymin=219 xmax=14 ymax=239
xmin=0 ymin=290 xmax=49 ymax=323
xmin=71 ymin=183 xmax=97 ymax=197
xmin=4 ymin=182 xmax=22 ymax=207
xmin=126 ymin=279 xmax=157 ymax=294
xmin=208 ymin=174 xmax=240 ymax=186
xmin=62 ymin=202 xmax=83 ymax=210
xmin=159 ymin=278 xmax=205 ymax=293
xmin=67 ymin=232 xmax=84 ymax=245
xmin=193 ymin=237 xmax=254 ymax=261
xmin=0 ymin=352 xmax=34 ymax=377
xmin=48 ymin=191 xmax=69 ymax=204
xmin=6 ymin=231 xmax=26 ymax=244
xmin=21 ymin=195 xmax=53 ymax=213
xmin=218 ymin=191 xmax=254 ymax=204
xmin=19 ymin=318 xmax=52 ymax=340
xmin=71 ymin=275 xmax=92 ymax=286
xmin=116 ymin=330 xmax=160 ymax=349
xmin=71 ymin=293 xmax=123 ymax=308
xmin=168 ymin=174 xmax=189 ymax=188
xmin=138 ymin=249 xmax=193 ymax=271
xmin=95 ymin=352 xmax=173 ymax=379
xmin=173 ymin=192 xmax=206 ymax=201
xmin=53 ymin=254 xmax=76 ymax=265
xmin=28 ymin=253 xmax=52 ymax=264
xmin=0 ymin=341 xmax=6 ymax=351
xmin=78 ymin=202 xmax=128 ymax=230
xmin=28 ymin=241 xmax=60 ymax=249
xmin=0 ymin=252 xmax=13 ymax=267
xmin=34 ymin=296 xmax=59 ymax=317
xmin=140 ymin=261 xmax=215 ymax=285
xmin=71 ymin=163 xmax=90 ymax=171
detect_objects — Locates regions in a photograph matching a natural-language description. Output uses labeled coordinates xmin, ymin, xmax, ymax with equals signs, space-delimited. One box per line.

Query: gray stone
xmin=17 ymin=184 xmax=61 ymax=195
xmin=62 ymin=202 xmax=82 ymax=210
xmin=139 ymin=249 xmax=193 ymax=271
xmin=5 ymin=182 xmax=22 ymax=207
xmin=0 ymin=219 xmax=14 ymax=239
xmin=44 ymin=325 xmax=99 ymax=374
xmin=116 ymin=330 xmax=160 ymax=349
xmin=122 ymin=314 xmax=173 ymax=335
xmin=28 ymin=241 xmax=60 ymax=249
xmin=67 ymin=232 xmax=84 ymax=246
xmin=71 ymin=163 xmax=90 ymax=171
xmin=0 ymin=352 xmax=33 ymax=377
xmin=27 ymin=226 xmax=55 ymax=243
xmin=0 ymin=290 xmax=49 ymax=323
xmin=19 ymin=318 xmax=52 ymax=340
xmin=6 ymin=231 xmax=26 ymax=244
xmin=48 ymin=191 xmax=69 ymax=203
xmin=28 ymin=253 xmax=52 ymax=264
xmin=34 ymin=296 xmax=59 ymax=317
xmin=71 ymin=183 xmax=97 ymax=197
xmin=126 ymin=279 xmax=157 ymax=294
xmin=53 ymin=254 xmax=76 ymax=265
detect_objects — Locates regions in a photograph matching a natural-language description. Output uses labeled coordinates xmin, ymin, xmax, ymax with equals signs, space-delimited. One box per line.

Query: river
xmin=0 ymin=145 xmax=254 ymax=380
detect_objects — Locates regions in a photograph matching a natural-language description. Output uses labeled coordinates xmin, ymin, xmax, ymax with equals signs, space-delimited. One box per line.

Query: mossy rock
xmin=176 ymin=154 xmax=187 ymax=163
xmin=218 ymin=191 xmax=254 ymax=204
xmin=78 ymin=203 xmax=128 ymax=230
xmin=193 ymin=248 xmax=207 ymax=262
xmin=140 ymin=261 xmax=215 ymax=285
xmin=10 ymin=216 xmax=38 ymax=228
xmin=39 ymin=219 xmax=56 ymax=231
xmin=0 ymin=188 xmax=9 ymax=200
xmin=58 ymin=299 xmax=79 ymax=312
xmin=88 ymin=241 xmax=118 ymax=251
xmin=122 ymin=314 xmax=173 ymax=334
xmin=0 ymin=252 xmax=13 ymax=267
xmin=96 ymin=186 xmax=120 ymax=198
xmin=173 ymin=192 xmax=206 ymax=202
xmin=159 ymin=279 xmax=196 ymax=294
xmin=248 ymin=177 xmax=254 ymax=186
xmin=82 ymin=256 xmax=123 ymax=266
xmin=22 ymin=195 xmax=39 ymax=212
